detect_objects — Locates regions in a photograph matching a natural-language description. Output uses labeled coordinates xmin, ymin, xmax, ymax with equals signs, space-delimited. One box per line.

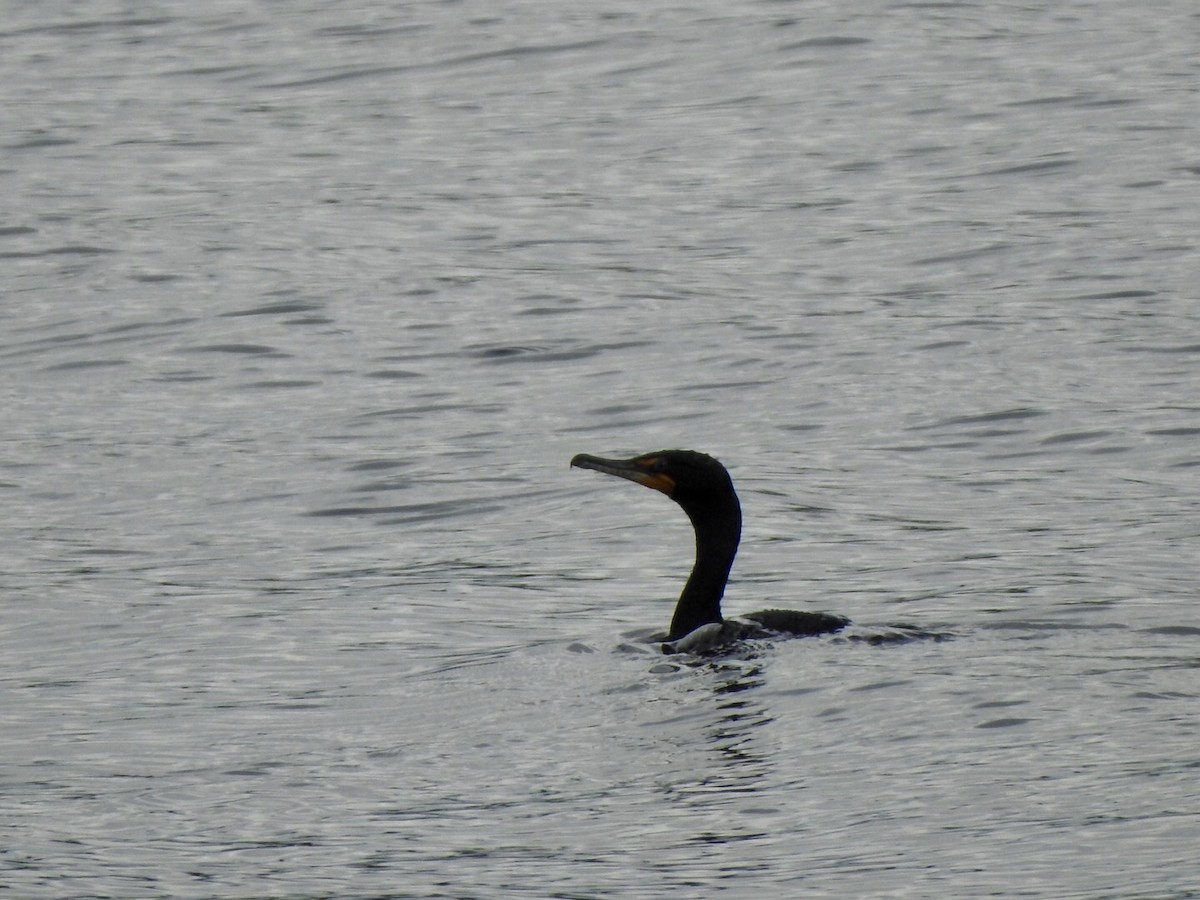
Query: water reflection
xmin=655 ymin=659 xmax=776 ymax=795
xmin=705 ymin=666 xmax=776 ymax=778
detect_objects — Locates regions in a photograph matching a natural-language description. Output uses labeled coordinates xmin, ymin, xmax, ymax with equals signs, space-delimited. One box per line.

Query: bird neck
xmin=669 ymin=495 xmax=742 ymax=640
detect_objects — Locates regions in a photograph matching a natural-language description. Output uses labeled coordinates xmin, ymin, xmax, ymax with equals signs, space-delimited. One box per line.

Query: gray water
xmin=2 ymin=1 xmax=1198 ymax=897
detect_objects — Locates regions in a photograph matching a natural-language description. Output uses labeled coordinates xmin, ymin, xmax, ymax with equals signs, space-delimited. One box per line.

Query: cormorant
xmin=571 ymin=449 xmax=849 ymax=652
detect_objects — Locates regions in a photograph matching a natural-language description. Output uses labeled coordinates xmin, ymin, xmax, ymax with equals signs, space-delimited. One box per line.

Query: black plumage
xmin=571 ymin=449 xmax=848 ymax=651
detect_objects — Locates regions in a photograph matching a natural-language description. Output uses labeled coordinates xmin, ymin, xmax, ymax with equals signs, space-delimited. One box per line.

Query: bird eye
xmin=643 ymin=456 xmax=666 ymax=473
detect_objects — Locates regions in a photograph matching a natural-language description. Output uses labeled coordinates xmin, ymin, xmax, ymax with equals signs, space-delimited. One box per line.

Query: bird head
xmin=571 ymin=449 xmax=737 ymax=520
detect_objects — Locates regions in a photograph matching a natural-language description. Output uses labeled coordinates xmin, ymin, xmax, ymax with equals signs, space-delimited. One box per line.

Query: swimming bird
xmin=571 ymin=449 xmax=849 ymax=652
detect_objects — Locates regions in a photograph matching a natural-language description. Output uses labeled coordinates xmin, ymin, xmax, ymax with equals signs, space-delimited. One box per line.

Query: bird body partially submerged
xmin=571 ymin=449 xmax=848 ymax=651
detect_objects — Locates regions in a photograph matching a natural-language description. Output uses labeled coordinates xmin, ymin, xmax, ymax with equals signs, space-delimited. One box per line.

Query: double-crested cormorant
xmin=571 ymin=449 xmax=849 ymax=652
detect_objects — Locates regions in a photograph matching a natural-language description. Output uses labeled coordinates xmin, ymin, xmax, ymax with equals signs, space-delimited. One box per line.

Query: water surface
xmin=2 ymin=1 xmax=1198 ymax=897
